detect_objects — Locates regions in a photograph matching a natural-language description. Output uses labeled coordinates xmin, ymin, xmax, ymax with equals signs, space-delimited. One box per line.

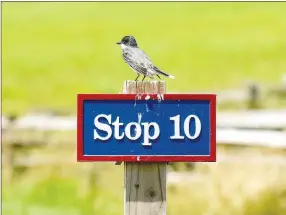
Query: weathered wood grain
xmin=124 ymin=163 xmax=166 ymax=215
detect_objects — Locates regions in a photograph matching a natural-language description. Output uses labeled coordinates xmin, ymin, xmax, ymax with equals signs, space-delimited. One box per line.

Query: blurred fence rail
xmin=217 ymin=109 xmax=286 ymax=130
xmin=218 ymin=128 xmax=286 ymax=149
xmin=2 ymin=108 xmax=286 ymax=182
xmin=2 ymin=108 xmax=286 ymax=147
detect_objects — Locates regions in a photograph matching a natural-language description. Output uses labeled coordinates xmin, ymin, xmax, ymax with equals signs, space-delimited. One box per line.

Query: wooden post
xmin=123 ymin=80 xmax=167 ymax=215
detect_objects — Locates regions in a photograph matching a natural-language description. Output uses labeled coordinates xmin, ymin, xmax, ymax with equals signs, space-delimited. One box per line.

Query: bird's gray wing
xmin=141 ymin=50 xmax=152 ymax=63
xmin=122 ymin=49 xmax=153 ymax=77
xmin=135 ymin=49 xmax=158 ymax=75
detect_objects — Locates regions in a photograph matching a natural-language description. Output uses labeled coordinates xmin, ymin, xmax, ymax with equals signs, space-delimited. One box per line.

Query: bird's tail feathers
xmin=153 ymin=66 xmax=175 ymax=79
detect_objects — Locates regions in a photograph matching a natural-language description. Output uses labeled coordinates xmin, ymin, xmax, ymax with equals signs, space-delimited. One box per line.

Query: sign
xmin=77 ymin=94 xmax=216 ymax=162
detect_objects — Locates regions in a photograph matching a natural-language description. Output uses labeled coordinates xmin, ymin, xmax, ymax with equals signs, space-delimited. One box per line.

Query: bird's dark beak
xmin=116 ymin=42 xmax=121 ymax=45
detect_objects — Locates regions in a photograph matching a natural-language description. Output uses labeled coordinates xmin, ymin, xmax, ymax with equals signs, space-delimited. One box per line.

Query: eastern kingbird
xmin=116 ymin=36 xmax=175 ymax=81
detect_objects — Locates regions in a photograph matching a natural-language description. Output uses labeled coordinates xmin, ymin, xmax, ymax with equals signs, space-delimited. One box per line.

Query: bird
xmin=116 ymin=36 xmax=175 ymax=81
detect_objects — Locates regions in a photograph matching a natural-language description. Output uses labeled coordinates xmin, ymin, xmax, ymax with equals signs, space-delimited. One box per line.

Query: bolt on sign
xmin=77 ymin=94 xmax=216 ymax=162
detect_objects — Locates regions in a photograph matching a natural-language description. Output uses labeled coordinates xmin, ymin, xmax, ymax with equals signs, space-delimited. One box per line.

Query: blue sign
xmin=77 ymin=94 xmax=216 ymax=162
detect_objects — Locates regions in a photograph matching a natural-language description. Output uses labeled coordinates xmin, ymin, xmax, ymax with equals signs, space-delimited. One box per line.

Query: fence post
xmin=123 ymin=80 xmax=167 ymax=215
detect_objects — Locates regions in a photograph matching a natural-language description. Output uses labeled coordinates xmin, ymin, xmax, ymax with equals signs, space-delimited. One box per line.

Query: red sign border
xmin=77 ymin=94 xmax=216 ymax=162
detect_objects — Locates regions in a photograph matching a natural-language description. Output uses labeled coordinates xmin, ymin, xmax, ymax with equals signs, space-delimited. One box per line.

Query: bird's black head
xmin=116 ymin=36 xmax=138 ymax=47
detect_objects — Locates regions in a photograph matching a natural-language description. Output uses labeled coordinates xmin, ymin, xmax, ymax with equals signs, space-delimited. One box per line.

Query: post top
xmin=124 ymin=80 xmax=165 ymax=83
xmin=123 ymin=80 xmax=166 ymax=94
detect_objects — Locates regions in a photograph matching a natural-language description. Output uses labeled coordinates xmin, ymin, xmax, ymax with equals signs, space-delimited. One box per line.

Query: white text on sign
xmin=93 ymin=114 xmax=202 ymax=146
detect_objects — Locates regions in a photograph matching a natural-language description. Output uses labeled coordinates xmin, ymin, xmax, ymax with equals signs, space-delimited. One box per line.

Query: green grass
xmin=3 ymin=2 xmax=286 ymax=114
xmin=2 ymin=146 xmax=286 ymax=215
xmin=2 ymin=172 xmax=121 ymax=215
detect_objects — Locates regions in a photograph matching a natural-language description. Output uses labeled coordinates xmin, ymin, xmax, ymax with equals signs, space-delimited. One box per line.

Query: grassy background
xmin=2 ymin=2 xmax=286 ymax=215
xmin=3 ymin=2 xmax=286 ymax=114
xmin=2 ymin=141 xmax=286 ymax=215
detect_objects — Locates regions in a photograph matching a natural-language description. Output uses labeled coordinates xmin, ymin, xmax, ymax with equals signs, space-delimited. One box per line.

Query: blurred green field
xmin=2 ymin=145 xmax=286 ymax=215
xmin=3 ymin=2 xmax=286 ymax=114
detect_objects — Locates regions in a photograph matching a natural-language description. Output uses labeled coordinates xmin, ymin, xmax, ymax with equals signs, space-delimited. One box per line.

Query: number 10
xmin=169 ymin=115 xmax=201 ymax=140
